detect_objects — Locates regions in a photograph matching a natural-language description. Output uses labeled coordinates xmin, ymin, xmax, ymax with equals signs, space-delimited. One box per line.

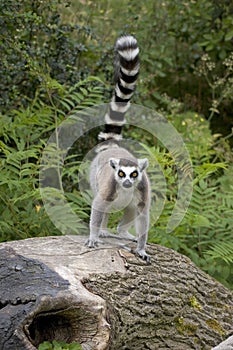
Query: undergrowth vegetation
xmin=0 ymin=76 xmax=104 ymax=240
xmin=0 ymin=81 xmax=232 ymax=288
xmin=146 ymin=113 xmax=233 ymax=288
xmin=0 ymin=0 xmax=232 ymax=289
xmin=38 ymin=340 xmax=82 ymax=350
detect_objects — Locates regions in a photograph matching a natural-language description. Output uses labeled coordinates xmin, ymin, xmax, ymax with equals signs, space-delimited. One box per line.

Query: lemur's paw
xmin=135 ymin=249 xmax=151 ymax=263
xmin=85 ymin=238 xmax=99 ymax=248
xmin=118 ymin=231 xmax=136 ymax=241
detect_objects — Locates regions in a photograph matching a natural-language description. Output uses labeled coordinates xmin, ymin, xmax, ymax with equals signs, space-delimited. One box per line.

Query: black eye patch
xmin=130 ymin=170 xmax=138 ymax=178
xmin=118 ymin=170 xmax=126 ymax=178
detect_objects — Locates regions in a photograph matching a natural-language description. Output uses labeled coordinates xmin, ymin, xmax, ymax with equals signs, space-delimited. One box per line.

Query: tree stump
xmin=0 ymin=235 xmax=232 ymax=350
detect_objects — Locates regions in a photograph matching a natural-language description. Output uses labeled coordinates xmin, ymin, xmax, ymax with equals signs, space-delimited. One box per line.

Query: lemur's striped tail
xmin=98 ymin=35 xmax=140 ymax=141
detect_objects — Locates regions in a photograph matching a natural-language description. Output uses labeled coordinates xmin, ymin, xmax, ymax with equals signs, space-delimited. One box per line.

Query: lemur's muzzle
xmin=123 ymin=179 xmax=133 ymax=188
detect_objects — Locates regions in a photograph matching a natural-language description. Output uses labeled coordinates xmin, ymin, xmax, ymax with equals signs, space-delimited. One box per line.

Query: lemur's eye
xmin=131 ymin=171 xmax=138 ymax=178
xmin=118 ymin=170 xmax=125 ymax=178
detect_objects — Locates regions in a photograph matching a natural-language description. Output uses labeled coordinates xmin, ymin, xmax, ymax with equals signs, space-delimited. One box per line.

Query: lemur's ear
xmin=110 ymin=158 xmax=119 ymax=169
xmin=138 ymin=158 xmax=148 ymax=171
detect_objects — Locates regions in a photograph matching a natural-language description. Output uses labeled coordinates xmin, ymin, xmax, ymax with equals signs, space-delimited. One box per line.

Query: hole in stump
xmin=28 ymin=313 xmax=73 ymax=346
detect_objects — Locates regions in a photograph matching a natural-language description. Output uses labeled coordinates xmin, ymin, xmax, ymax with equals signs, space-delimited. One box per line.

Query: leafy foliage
xmin=63 ymin=0 xmax=233 ymax=137
xmin=146 ymin=113 xmax=233 ymax=289
xmin=38 ymin=340 xmax=82 ymax=350
xmin=0 ymin=76 xmax=104 ymax=241
xmin=0 ymin=0 xmax=95 ymax=111
xmin=195 ymin=52 xmax=233 ymax=123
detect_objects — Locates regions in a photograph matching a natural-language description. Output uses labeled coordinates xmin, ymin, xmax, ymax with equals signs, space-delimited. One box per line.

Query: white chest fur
xmin=111 ymin=186 xmax=135 ymax=211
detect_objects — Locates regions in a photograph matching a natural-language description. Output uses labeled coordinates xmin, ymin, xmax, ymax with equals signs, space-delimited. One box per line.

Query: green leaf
xmin=38 ymin=341 xmax=82 ymax=350
xmin=38 ymin=341 xmax=53 ymax=350
xmin=225 ymin=29 xmax=233 ymax=41
xmin=191 ymin=214 xmax=211 ymax=228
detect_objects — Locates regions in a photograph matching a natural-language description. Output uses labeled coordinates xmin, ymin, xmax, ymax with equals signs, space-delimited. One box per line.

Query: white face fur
xmin=110 ymin=158 xmax=148 ymax=189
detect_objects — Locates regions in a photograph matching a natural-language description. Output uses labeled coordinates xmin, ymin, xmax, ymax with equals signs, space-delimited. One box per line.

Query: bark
xmin=0 ymin=235 xmax=232 ymax=350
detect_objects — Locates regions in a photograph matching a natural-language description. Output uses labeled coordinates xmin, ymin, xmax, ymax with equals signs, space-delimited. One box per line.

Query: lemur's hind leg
xmin=117 ymin=205 xmax=137 ymax=241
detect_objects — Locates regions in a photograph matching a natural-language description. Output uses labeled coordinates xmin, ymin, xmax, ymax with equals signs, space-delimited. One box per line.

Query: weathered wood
xmin=212 ymin=335 xmax=233 ymax=349
xmin=0 ymin=235 xmax=232 ymax=350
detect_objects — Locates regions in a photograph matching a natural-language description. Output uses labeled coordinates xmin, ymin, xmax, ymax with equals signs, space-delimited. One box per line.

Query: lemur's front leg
xmin=99 ymin=212 xmax=111 ymax=238
xmin=85 ymin=196 xmax=108 ymax=248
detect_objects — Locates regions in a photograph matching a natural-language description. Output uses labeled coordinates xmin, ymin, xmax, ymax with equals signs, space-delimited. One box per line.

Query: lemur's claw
xmin=85 ymin=239 xmax=99 ymax=248
xmin=135 ymin=249 xmax=151 ymax=264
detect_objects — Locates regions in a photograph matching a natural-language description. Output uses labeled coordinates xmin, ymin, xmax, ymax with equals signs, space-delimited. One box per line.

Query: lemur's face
xmin=110 ymin=158 xmax=148 ymax=189
xmin=116 ymin=166 xmax=139 ymax=188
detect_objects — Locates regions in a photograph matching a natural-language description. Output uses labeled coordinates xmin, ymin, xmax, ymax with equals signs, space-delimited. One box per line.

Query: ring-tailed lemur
xmin=85 ymin=35 xmax=150 ymax=262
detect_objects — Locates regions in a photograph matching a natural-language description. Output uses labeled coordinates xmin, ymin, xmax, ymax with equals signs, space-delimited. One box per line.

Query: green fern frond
xmin=57 ymin=77 xmax=104 ymax=117
xmin=205 ymin=242 xmax=233 ymax=264
xmin=194 ymin=162 xmax=227 ymax=182
xmin=0 ymin=75 xmax=106 ymax=243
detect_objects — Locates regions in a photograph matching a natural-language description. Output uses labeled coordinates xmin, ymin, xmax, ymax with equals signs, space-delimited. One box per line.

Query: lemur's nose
xmin=123 ymin=179 xmax=132 ymax=188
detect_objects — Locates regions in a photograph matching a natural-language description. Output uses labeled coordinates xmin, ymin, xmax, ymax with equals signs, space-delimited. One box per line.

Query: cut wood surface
xmin=0 ymin=235 xmax=232 ymax=350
